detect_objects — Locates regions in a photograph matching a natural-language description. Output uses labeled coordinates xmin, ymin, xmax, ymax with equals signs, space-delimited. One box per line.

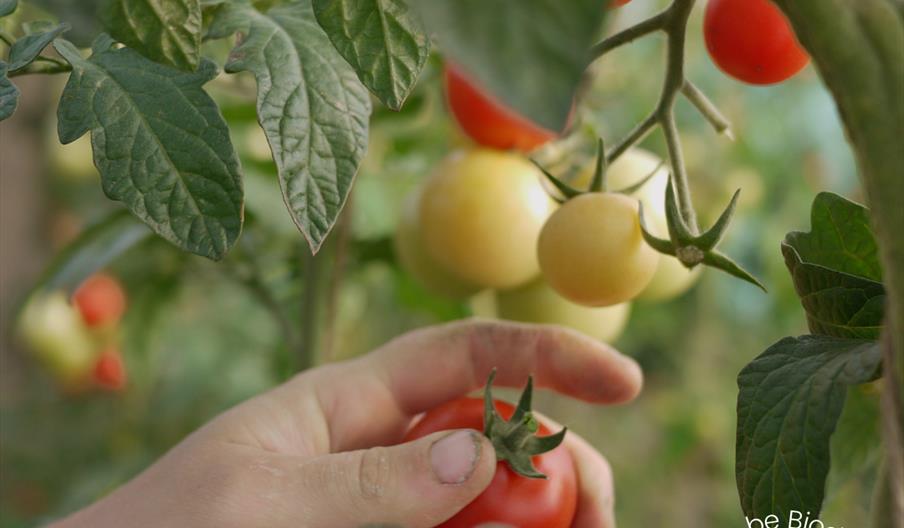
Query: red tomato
xmin=72 ymin=273 xmax=126 ymax=327
xmin=93 ymin=347 xmax=127 ymax=391
xmin=444 ymin=65 xmax=558 ymax=152
xmin=404 ymin=398 xmax=577 ymax=528
xmin=609 ymin=0 xmax=631 ymax=7
xmin=703 ymin=0 xmax=808 ymax=85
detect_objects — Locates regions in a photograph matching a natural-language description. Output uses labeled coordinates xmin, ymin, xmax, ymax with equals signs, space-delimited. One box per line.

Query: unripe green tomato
xmin=497 ymin=279 xmax=631 ymax=343
xmin=18 ymin=292 xmax=97 ymax=385
xmin=395 ymin=189 xmax=482 ymax=299
xmin=419 ymin=149 xmax=555 ymax=289
xmin=538 ymin=193 xmax=658 ymax=307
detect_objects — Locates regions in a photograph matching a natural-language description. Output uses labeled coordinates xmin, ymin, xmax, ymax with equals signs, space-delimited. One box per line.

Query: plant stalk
xmin=770 ymin=0 xmax=904 ymax=524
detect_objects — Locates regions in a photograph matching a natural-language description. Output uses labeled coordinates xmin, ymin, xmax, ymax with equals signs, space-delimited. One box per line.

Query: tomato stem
xmin=589 ymin=10 xmax=668 ymax=59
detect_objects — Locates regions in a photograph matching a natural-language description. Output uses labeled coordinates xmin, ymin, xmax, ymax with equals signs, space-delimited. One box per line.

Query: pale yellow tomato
xmin=419 ymin=149 xmax=555 ymax=289
xmin=394 ymin=189 xmax=482 ymax=299
xmin=538 ymin=192 xmax=658 ymax=306
xmin=496 ymin=278 xmax=631 ymax=343
xmin=580 ymin=148 xmax=702 ymax=301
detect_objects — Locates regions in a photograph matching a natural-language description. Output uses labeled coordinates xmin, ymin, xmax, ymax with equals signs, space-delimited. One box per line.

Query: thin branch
xmin=590 ymin=11 xmax=669 ymax=59
xmin=8 ymin=61 xmax=72 ymax=77
xmin=681 ymin=80 xmax=734 ymax=139
xmin=0 ymin=30 xmax=13 ymax=47
xmin=656 ymin=0 xmax=699 ymax=233
xmin=606 ymin=112 xmax=657 ymax=165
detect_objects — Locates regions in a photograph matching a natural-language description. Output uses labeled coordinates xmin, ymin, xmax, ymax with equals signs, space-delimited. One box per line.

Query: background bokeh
xmin=0 ymin=1 xmax=878 ymax=526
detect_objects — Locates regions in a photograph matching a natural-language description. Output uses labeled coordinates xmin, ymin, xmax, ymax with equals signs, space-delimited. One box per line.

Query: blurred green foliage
xmin=0 ymin=1 xmax=876 ymax=527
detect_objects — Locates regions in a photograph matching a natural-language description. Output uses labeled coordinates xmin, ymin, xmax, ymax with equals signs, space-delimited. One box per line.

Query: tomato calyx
xmin=482 ymin=369 xmax=567 ymax=479
xmin=533 ymin=139 xmax=661 ymax=204
xmin=639 ymin=178 xmax=766 ymax=291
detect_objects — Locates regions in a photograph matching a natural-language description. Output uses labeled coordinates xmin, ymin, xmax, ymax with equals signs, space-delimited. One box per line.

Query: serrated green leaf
xmin=54 ymin=37 xmax=244 ymax=259
xmin=781 ymin=193 xmax=885 ymax=343
xmin=313 ymin=0 xmax=429 ymax=111
xmin=100 ymin=0 xmax=202 ymax=70
xmin=33 ymin=210 xmax=152 ymax=295
xmin=7 ymin=23 xmax=68 ymax=71
xmin=210 ymin=0 xmax=371 ymax=253
xmin=785 ymin=192 xmax=882 ymax=281
xmin=736 ymin=335 xmax=882 ymax=520
xmin=0 ymin=0 xmax=15 ymax=17
xmin=409 ymin=0 xmax=605 ymax=132
xmin=0 ymin=62 xmax=18 ymax=121
xmin=782 ymin=243 xmax=885 ymax=339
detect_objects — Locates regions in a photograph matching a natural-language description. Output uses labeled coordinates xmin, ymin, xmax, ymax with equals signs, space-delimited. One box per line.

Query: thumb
xmin=283 ymin=429 xmax=496 ymax=528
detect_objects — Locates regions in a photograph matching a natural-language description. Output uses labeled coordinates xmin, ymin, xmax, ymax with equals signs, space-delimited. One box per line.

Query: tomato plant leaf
xmin=409 ymin=0 xmax=605 ymax=131
xmin=785 ymin=192 xmax=882 ymax=281
xmin=7 ymin=23 xmax=69 ymax=71
xmin=782 ymin=193 xmax=885 ymax=339
xmin=736 ymin=335 xmax=882 ymax=521
xmin=0 ymin=62 xmax=18 ymax=121
xmin=54 ymin=37 xmax=244 ymax=260
xmin=313 ymin=0 xmax=429 ymax=111
xmin=0 ymin=0 xmax=16 ymax=17
xmin=32 ymin=210 xmax=152 ymax=295
xmin=210 ymin=0 xmax=371 ymax=253
xmin=100 ymin=0 xmax=202 ymax=70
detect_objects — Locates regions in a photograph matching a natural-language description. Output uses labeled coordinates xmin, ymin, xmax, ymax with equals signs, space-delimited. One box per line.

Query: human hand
xmin=53 ymin=320 xmax=642 ymax=528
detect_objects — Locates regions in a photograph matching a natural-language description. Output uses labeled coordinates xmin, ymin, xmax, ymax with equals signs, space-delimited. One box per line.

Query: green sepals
xmin=588 ymin=138 xmax=607 ymax=193
xmin=695 ymin=188 xmax=740 ymax=251
xmin=643 ymin=177 xmax=765 ymax=291
xmin=531 ymin=159 xmax=582 ymax=203
xmin=482 ymin=369 xmax=567 ymax=480
xmin=638 ymin=202 xmax=676 ymax=255
xmin=702 ymin=249 xmax=766 ymax=291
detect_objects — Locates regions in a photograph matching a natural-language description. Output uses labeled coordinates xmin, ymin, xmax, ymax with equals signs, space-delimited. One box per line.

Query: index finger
xmin=313 ymin=319 xmax=643 ymax=451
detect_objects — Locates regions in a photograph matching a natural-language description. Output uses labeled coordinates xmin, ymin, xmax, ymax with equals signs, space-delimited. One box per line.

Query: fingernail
xmin=430 ymin=429 xmax=482 ymax=484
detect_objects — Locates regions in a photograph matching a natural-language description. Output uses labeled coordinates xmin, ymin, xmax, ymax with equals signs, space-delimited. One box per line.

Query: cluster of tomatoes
xmin=19 ymin=273 xmax=128 ymax=393
xmin=397 ymin=0 xmax=808 ymax=351
xmin=396 ymin=77 xmax=701 ymax=346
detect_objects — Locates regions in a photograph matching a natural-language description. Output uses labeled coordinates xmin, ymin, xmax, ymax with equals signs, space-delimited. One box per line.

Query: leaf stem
xmin=605 ymin=112 xmax=657 ymax=165
xmin=8 ymin=60 xmax=72 ymax=77
xmin=597 ymin=0 xmax=717 ymax=236
xmin=656 ymin=0 xmax=699 ymax=233
xmin=0 ymin=30 xmax=13 ymax=47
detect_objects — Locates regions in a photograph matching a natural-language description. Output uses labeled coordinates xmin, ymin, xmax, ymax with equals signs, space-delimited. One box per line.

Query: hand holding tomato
xmin=50 ymin=321 xmax=641 ymax=528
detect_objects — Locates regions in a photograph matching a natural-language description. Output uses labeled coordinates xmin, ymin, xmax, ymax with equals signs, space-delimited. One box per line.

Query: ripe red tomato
xmin=404 ymin=398 xmax=577 ymax=528
xmin=72 ymin=273 xmax=126 ymax=327
xmin=444 ymin=65 xmax=557 ymax=152
xmin=93 ymin=347 xmax=127 ymax=391
xmin=703 ymin=0 xmax=808 ymax=85
xmin=609 ymin=0 xmax=631 ymax=7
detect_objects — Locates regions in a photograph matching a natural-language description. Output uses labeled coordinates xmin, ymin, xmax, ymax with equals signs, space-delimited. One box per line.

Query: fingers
xmin=261 ymin=429 xmax=496 ymax=528
xmin=372 ymin=319 xmax=643 ymax=412
xmin=302 ymin=319 xmax=642 ymax=451
xmin=566 ymin=432 xmax=617 ymax=528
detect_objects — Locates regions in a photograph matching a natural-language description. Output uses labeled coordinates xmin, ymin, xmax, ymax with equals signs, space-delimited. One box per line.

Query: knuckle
xmin=353 ymin=447 xmax=394 ymax=503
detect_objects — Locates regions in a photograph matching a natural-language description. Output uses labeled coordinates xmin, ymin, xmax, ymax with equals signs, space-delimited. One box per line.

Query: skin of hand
xmin=51 ymin=320 xmax=643 ymax=528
